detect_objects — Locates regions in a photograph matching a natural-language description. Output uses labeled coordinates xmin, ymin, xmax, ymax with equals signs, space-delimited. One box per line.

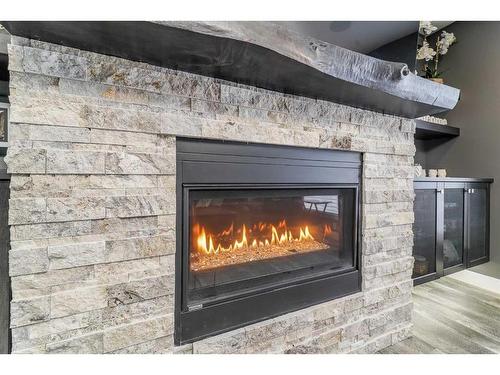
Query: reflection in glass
xmin=443 ymin=189 xmax=464 ymax=269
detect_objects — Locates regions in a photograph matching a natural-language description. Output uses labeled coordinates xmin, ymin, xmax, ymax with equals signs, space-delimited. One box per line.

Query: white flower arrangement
xmin=416 ymin=40 xmax=436 ymax=61
xmin=416 ymin=22 xmax=457 ymax=79
xmin=419 ymin=21 xmax=437 ymax=36
xmin=437 ymin=31 xmax=457 ymax=55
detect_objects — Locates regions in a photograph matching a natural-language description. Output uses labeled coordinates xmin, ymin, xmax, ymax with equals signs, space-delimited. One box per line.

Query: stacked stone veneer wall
xmin=5 ymin=36 xmax=416 ymax=353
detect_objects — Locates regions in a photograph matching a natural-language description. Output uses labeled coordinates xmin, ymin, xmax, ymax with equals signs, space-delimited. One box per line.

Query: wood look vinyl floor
xmin=378 ymin=274 xmax=500 ymax=354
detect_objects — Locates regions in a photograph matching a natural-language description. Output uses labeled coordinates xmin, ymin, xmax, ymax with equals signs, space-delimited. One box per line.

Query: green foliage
xmin=424 ymin=65 xmax=445 ymax=79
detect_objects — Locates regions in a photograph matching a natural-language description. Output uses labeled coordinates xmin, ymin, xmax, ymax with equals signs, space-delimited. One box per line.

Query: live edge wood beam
xmin=2 ymin=21 xmax=460 ymax=119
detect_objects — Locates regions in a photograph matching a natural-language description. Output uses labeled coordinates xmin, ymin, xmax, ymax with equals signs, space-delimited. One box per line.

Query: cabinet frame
xmin=465 ymin=182 xmax=491 ymax=268
xmin=413 ymin=181 xmax=441 ymax=285
xmin=413 ymin=179 xmax=491 ymax=286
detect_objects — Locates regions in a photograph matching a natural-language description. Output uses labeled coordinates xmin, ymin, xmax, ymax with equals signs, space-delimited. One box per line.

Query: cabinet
xmin=413 ymin=178 xmax=492 ymax=285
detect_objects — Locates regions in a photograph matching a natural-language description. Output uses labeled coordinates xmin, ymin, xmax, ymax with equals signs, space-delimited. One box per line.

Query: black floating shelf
xmin=415 ymin=119 xmax=460 ymax=140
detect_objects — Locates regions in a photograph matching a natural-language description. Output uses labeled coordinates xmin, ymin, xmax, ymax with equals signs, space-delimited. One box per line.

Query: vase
xmin=427 ymin=169 xmax=438 ymax=178
xmin=414 ymin=164 xmax=423 ymax=177
xmin=429 ymin=78 xmax=444 ymax=84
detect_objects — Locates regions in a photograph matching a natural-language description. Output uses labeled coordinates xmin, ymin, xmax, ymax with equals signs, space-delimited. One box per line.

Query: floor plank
xmin=378 ymin=336 xmax=443 ymax=354
xmin=379 ymin=274 xmax=500 ymax=354
xmin=413 ymin=293 xmax=500 ymax=350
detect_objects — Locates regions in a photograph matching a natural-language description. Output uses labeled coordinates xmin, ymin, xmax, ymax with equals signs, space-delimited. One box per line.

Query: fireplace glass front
xmin=188 ymin=188 xmax=356 ymax=304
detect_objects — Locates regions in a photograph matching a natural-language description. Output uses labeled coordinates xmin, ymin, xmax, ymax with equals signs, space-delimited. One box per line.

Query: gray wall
xmin=414 ymin=139 xmax=429 ymax=169
xmin=426 ymin=21 xmax=500 ymax=263
xmin=368 ymin=31 xmax=419 ymax=72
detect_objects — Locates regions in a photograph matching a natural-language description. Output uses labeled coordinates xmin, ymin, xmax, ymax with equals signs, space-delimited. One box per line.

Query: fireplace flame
xmin=195 ymin=220 xmax=316 ymax=255
xmin=323 ymin=224 xmax=333 ymax=237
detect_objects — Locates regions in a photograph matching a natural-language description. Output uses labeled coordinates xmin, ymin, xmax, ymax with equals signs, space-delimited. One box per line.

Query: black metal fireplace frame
xmin=175 ymin=138 xmax=362 ymax=345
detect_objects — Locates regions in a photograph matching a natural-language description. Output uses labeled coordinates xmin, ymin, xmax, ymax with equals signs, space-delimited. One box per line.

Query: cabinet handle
xmin=437 ymin=189 xmax=444 ymax=194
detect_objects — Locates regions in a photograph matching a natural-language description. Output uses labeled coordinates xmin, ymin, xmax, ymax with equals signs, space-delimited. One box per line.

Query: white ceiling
xmin=276 ymin=21 xmax=454 ymax=53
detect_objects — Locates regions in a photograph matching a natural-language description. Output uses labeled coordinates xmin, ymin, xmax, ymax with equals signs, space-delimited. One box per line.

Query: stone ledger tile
xmin=106 ymin=274 xmax=175 ymax=307
xmin=9 ymin=247 xmax=49 ymax=276
xmin=105 ymin=152 xmax=172 ymax=175
xmin=5 ymin=148 xmax=47 ymax=174
xmin=105 ymin=235 xmax=175 ymax=262
xmin=102 ymin=315 xmax=174 ymax=352
xmin=11 ymin=296 xmax=51 ymax=327
xmin=28 ymin=124 xmax=92 ymax=143
xmin=9 ymin=198 xmax=47 ymax=225
xmin=46 ymin=333 xmax=104 ymax=354
xmin=51 ymin=286 xmax=108 ymax=318
xmin=21 ymin=46 xmax=88 ymax=80
xmin=46 ymin=197 xmax=106 ymax=222
xmin=48 ymin=241 xmax=106 ymax=269
xmin=46 ymin=150 xmax=106 ymax=174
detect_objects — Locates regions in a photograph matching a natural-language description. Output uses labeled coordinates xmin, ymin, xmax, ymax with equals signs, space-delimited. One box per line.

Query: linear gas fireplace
xmin=175 ymin=138 xmax=362 ymax=344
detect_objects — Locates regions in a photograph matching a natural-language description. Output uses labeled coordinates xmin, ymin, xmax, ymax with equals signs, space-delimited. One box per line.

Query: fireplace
xmin=175 ymin=138 xmax=362 ymax=344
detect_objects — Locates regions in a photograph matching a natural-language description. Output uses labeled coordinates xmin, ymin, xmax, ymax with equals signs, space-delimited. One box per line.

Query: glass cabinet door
xmin=443 ymin=188 xmax=465 ymax=269
xmin=467 ymin=186 xmax=489 ymax=265
xmin=413 ymin=189 xmax=437 ymax=279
